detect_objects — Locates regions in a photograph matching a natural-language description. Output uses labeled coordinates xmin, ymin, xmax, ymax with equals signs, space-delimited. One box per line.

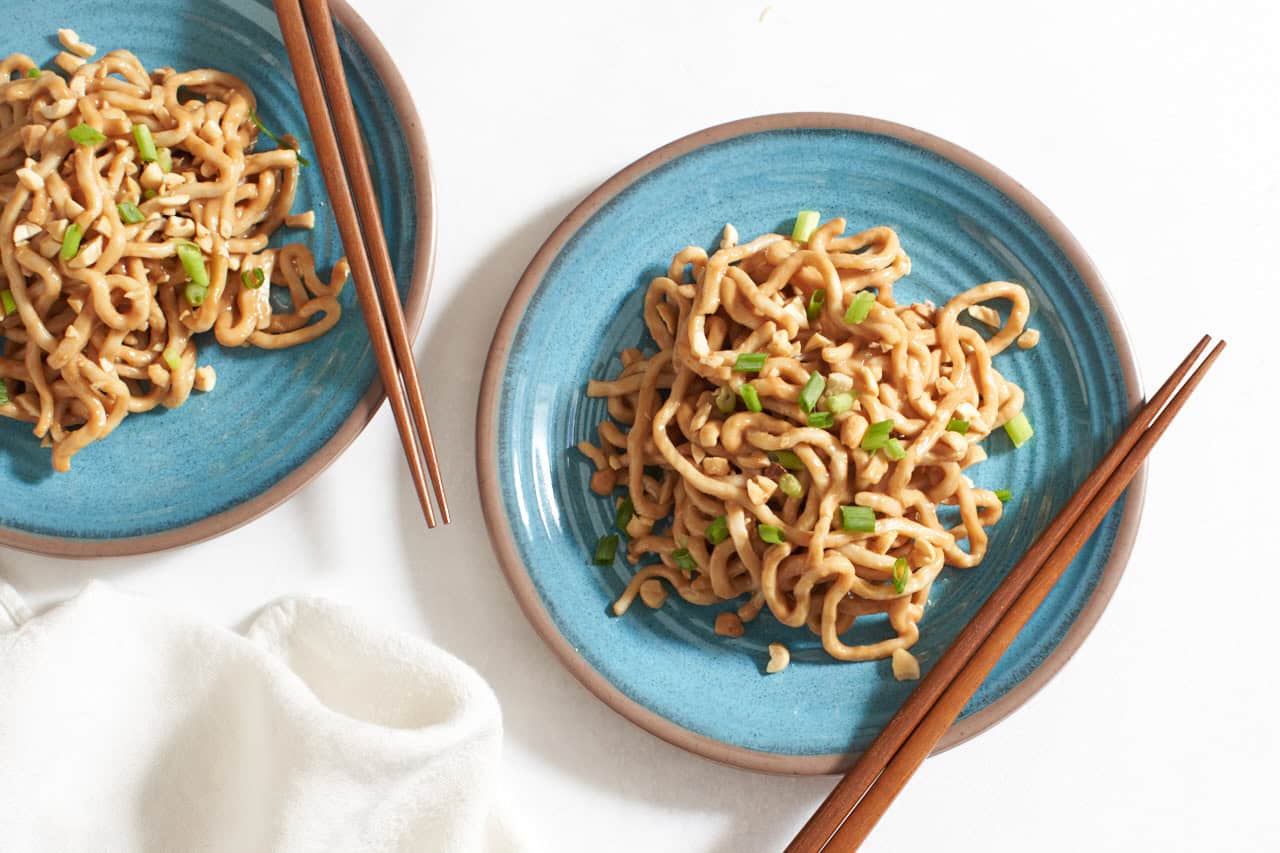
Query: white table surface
xmin=4 ymin=0 xmax=1278 ymax=850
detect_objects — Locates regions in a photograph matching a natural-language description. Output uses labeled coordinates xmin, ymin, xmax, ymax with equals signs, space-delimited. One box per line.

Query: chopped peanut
xmin=639 ymin=579 xmax=667 ymax=609
xmin=766 ymin=643 xmax=791 ymax=674
xmin=892 ymin=648 xmax=921 ymax=681
xmin=714 ymin=612 xmax=745 ymax=638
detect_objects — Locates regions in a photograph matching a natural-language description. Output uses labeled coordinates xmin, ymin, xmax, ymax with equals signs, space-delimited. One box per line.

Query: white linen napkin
xmin=0 ymin=580 xmax=528 ymax=853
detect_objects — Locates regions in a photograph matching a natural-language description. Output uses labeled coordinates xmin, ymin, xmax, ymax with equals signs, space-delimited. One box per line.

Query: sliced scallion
xmin=739 ymin=383 xmax=762 ymax=413
xmin=883 ymin=437 xmax=906 ymax=461
xmin=157 ymin=147 xmax=172 ymax=174
xmin=844 ymin=290 xmax=876 ymax=324
xmin=791 ymin=210 xmax=820 ymax=244
xmin=807 ymin=410 xmax=834 ymax=429
xmin=672 ymin=548 xmax=697 ymax=571
xmin=60 ymin=223 xmax=83 ymax=260
xmin=594 ymin=534 xmax=619 ymax=565
xmin=734 ymin=352 xmax=767 ymax=373
xmin=240 ymin=267 xmax=266 ymax=290
xmin=615 ymin=497 xmax=635 ymax=531
xmin=162 ymin=347 xmax=181 ymax=372
xmin=839 ymin=505 xmax=876 ymax=533
xmin=132 ymin=123 xmax=158 ymax=162
xmin=758 ymin=524 xmax=785 ymax=545
xmin=117 ymin=201 xmax=145 ymax=225
xmin=184 ymin=282 xmax=207 ymax=307
xmin=67 ymin=122 xmax=105 ymax=146
xmin=705 ymin=515 xmax=729 ymax=546
xmin=892 ymin=557 xmax=910 ymax=594
xmin=771 ymin=449 xmax=804 ymax=471
xmin=0 ymin=289 xmax=14 ymax=316
xmin=806 ymin=288 xmax=826 ymax=322
xmin=714 ymin=384 xmax=736 ymax=415
xmin=824 ymin=392 xmax=853 ymax=414
xmin=249 ymin=110 xmax=310 ymax=166
xmin=994 ymin=488 xmax=1012 ymax=503
xmin=175 ymin=242 xmax=209 ymax=288
xmin=143 ymin=188 xmax=158 ymax=200
xmin=860 ymin=419 xmax=894 ymax=451
xmin=0 ymin=378 xmax=8 ymax=405
xmin=947 ymin=418 xmax=970 ymax=434
xmin=798 ymin=370 xmax=825 ymax=414
xmin=26 ymin=67 xmax=40 ymax=79
xmin=1004 ymin=412 xmax=1034 ymax=448
xmin=778 ymin=473 xmax=803 ymax=498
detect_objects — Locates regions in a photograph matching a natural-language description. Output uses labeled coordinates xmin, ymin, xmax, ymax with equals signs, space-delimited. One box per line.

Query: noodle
xmin=0 ymin=36 xmax=348 ymax=471
xmin=578 ymin=217 xmax=1036 ymax=673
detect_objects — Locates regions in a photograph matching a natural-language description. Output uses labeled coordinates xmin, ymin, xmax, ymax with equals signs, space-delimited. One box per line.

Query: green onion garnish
xmin=25 ymin=67 xmax=40 ymax=79
xmin=60 ymin=223 xmax=83 ymax=260
xmin=806 ymin=289 xmax=825 ymax=322
xmin=840 ymin=505 xmax=876 ymax=533
xmin=0 ymin=379 xmax=8 ymax=405
xmin=778 ymin=473 xmax=803 ymax=498
xmin=739 ymin=383 xmax=762 ymax=413
xmin=132 ymin=123 xmax=158 ymax=162
xmin=175 ymin=242 xmax=209 ymax=288
xmin=1004 ymin=412 xmax=1034 ymax=448
xmin=883 ymin=437 xmax=906 ymax=461
xmin=892 ymin=557 xmax=910 ymax=594
xmin=946 ymin=418 xmax=970 ymax=434
xmin=162 ymin=347 xmax=181 ymax=372
xmin=117 ymin=201 xmax=145 ymax=225
xmin=240 ymin=267 xmax=266 ymax=290
xmin=994 ymin=488 xmax=1012 ymax=503
xmin=807 ymin=411 xmax=834 ymax=429
xmin=184 ymin=283 xmax=207 ymax=307
xmin=672 ymin=548 xmax=697 ymax=571
xmin=772 ymin=449 xmax=804 ymax=471
xmin=714 ymin=384 xmax=736 ymax=415
xmin=791 ymin=210 xmax=820 ymax=244
xmin=798 ymin=370 xmax=825 ymax=414
xmin=594 ymin=534 xmax=619 ymax=565
xmin=844 ymin=290 xmax=876 ymax=324
xmin=758 ymin=524 xmax=785 ymax=545
xmin=734 ymin=352 xmax=767 ymax=373
xmin=860 ymin=419 xmax=894 ymax=451
xmin=0 ymin=290 xmax=14 ymax=316
xmin=157 ymin=147 xmax=172 ymax=174
xmin=67 ymin=123 xmax=105 ymax=146
xmin=249 ymin=110 xmax=310 ymax=166
xmin=705 ymin=515 xmax=729 ymax=546
xmin=615 ymin=497 xmax=635 ymax=530
xmin=143 ymin=188 xmax=158 ymax=200
xmin=824 ymin=392 xmax=853 ymax=414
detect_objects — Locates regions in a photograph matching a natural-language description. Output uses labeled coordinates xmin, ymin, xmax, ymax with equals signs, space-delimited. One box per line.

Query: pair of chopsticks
xmin=272 ymin=0 xmax=449 ymax=527
xmin=788 ymin=334 xmax=1225 ymax=851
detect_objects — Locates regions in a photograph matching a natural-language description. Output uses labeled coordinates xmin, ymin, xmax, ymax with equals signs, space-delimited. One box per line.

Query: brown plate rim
xmin=0 ymin=0 xmax=436 ymax=559
xmin=476 ymin=111 xmax=1146 ymax=775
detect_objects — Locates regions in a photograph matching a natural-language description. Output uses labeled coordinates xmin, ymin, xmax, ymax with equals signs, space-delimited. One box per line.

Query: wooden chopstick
xmin=273 ymin=0 xmax=449 ymax=527
xmin=789 ymin=336 xmax=1225 ymax=852
xmin=819 ymin=338 xmax=1226 ymax=849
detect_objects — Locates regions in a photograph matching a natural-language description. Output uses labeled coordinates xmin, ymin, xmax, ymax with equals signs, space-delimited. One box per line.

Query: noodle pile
xmin=0 ymin=31 xmax=348 ymax=471
xmin=578 ymin=217 xmax=1036 ymax=674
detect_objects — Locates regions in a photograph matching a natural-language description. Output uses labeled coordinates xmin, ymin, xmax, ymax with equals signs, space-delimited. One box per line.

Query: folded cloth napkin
xmin=0 ymin=580 xmax=527 ymax=853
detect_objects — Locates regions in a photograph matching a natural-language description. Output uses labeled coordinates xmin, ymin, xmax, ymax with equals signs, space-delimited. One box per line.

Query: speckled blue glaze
xmin=0 ymin=1 xmax=416 ymax=542
xmin=495 ymin=127 xmax=1136 ymax=758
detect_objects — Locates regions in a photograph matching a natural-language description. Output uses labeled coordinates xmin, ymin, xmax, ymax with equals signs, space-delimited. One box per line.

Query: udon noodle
xmin=0 ymin=31 xmax=348 ymax=471
xmin=578 ymin=217 xmax=1036 ymax=674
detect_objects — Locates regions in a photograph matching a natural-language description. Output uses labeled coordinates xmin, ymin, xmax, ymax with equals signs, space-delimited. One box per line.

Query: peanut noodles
xmin=0 ymin=32 xmax=348 ymax=471
xmin=578 ymin=217 xmax=1036 ymax=675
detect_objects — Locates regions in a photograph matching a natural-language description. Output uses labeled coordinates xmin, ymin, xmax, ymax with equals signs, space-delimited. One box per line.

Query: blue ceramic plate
xmin=0 ymin=0 xmax=433 ymax=556
xmin=478 ymin=114 xmax=1143 ymax=773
